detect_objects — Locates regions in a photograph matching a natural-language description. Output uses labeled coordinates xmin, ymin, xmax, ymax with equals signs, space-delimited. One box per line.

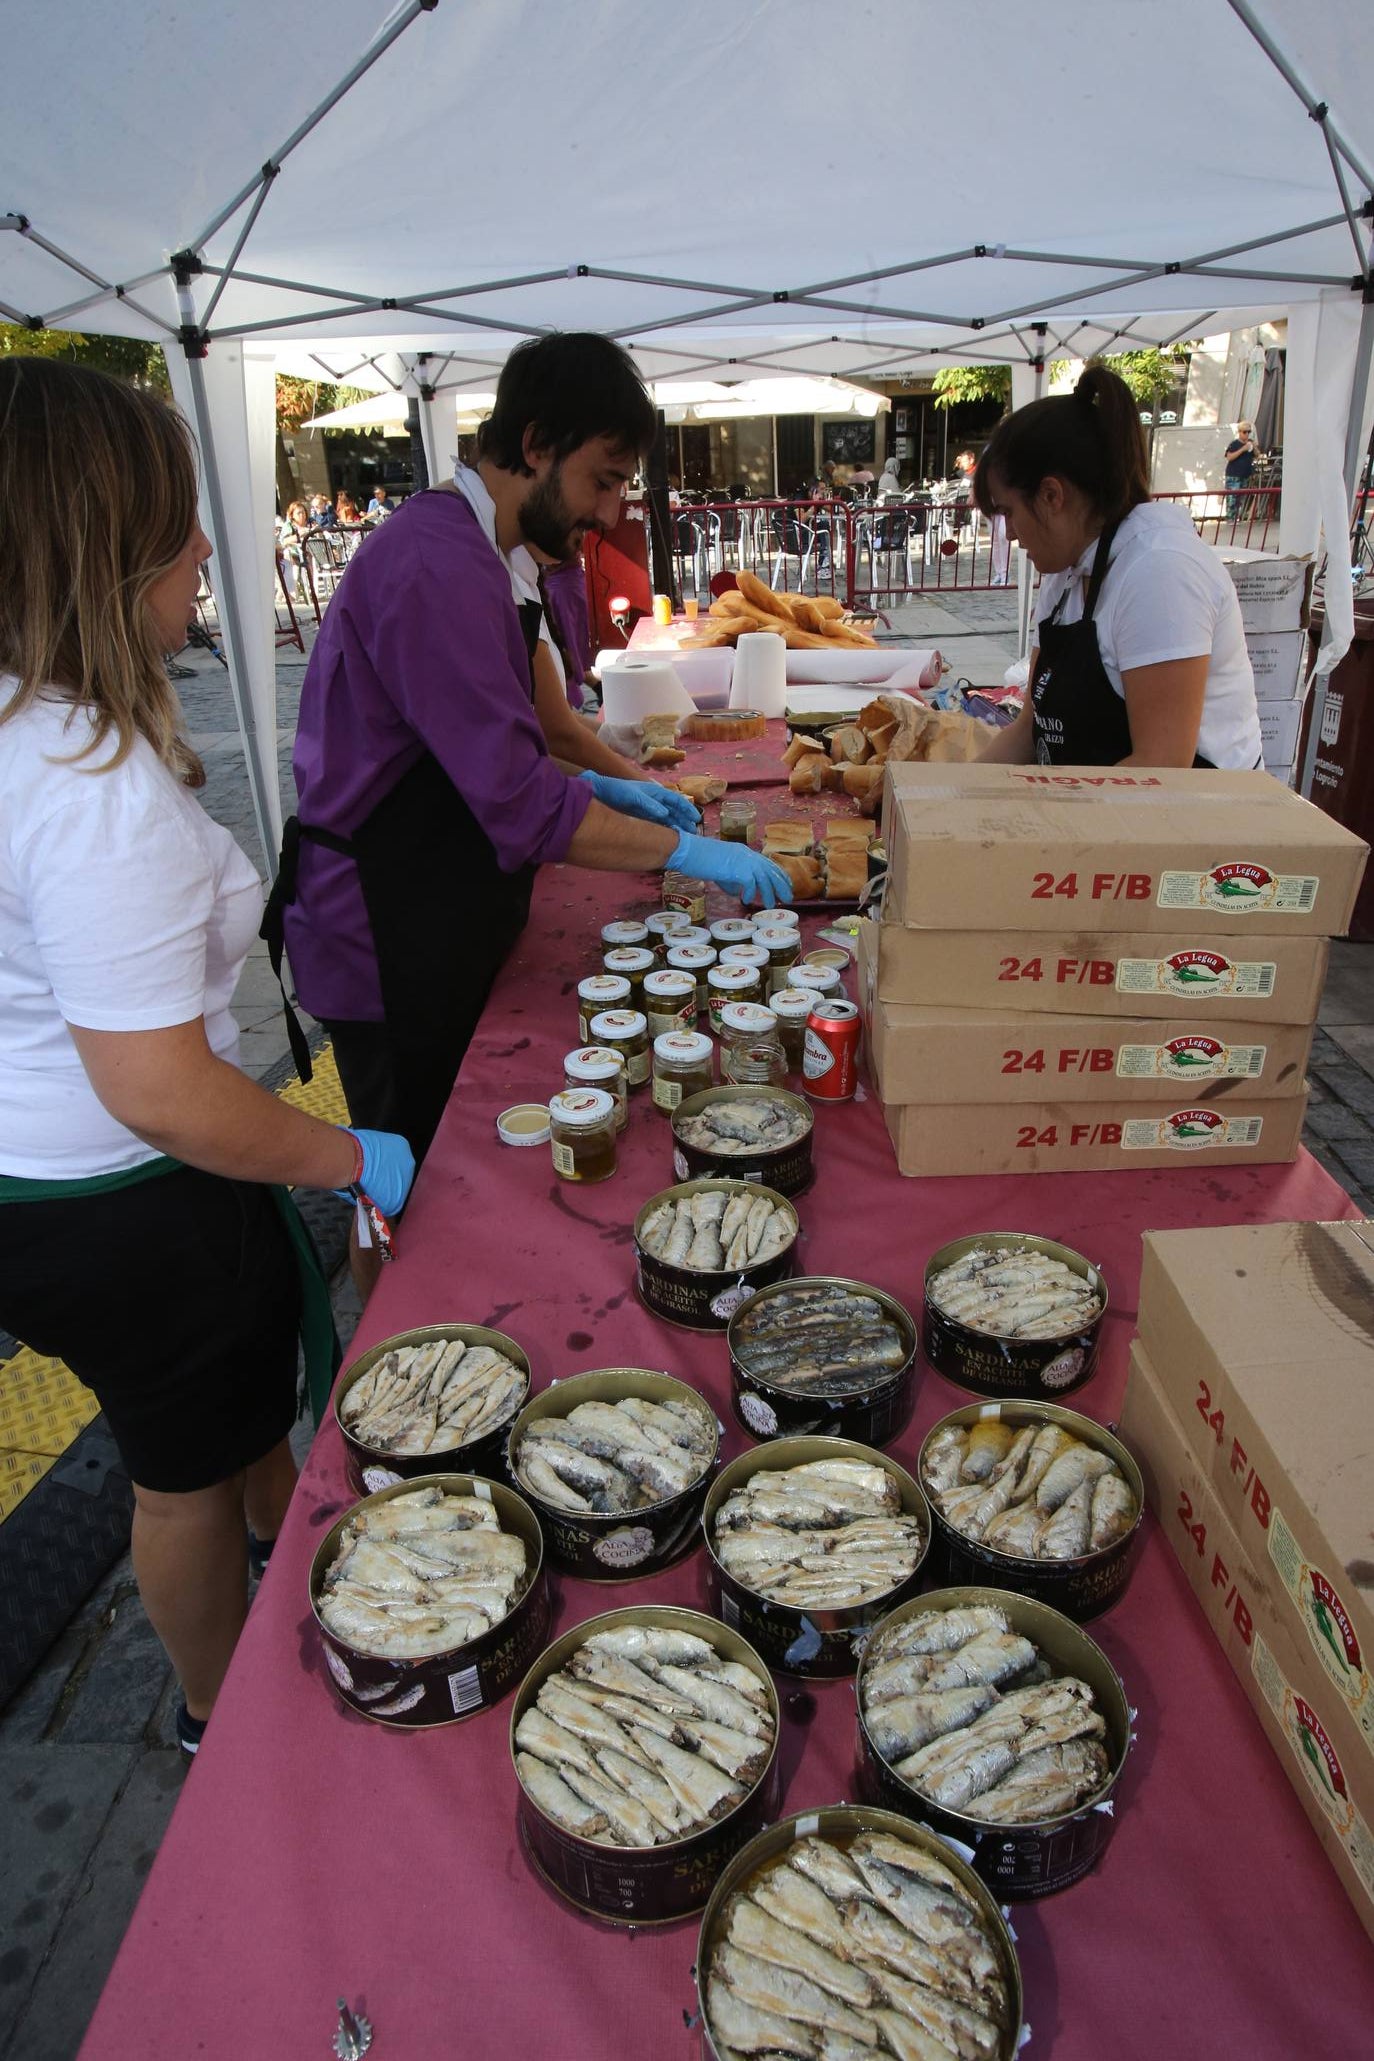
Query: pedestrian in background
xmin=1223 ymin=420 xmax=1257 ymax=521
xmin=0 ymin=359 xmax=414 ymax=1756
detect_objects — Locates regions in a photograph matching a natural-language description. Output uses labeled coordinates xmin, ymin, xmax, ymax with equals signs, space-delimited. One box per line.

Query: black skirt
xmin=0 ymin=1166 xmax=301 ymax=1493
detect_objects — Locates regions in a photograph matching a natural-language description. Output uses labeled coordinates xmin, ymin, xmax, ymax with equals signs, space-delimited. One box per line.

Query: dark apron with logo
xmin=1031 ymin=522 xmax=1216 ymax=770
xmin=262 ymin=560 xmax=543 ymax=1101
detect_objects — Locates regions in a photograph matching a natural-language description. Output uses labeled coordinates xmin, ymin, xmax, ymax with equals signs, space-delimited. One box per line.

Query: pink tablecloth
xmin=81 ymin=738 xmax=1373 ymax=2060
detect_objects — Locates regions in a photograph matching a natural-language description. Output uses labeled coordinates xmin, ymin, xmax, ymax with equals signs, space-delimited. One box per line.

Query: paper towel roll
xmin=730 ymin=631 xmax=787 ymax=717
xmin=599 ymin=658 xmax=695 ymax=726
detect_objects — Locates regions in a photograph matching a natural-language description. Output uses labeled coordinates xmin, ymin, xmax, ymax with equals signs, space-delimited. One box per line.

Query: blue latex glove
xmin=667 ymin=831 xmax=793 ymax=909
xmin=579 ymin=768 xmax=699 ymax=833
xmin=333 ymin=1126 xmax=416 ymax=1219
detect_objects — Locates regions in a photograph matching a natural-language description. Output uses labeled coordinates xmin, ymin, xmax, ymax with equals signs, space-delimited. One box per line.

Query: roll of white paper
xmin=599 ymin=657 xmax=695 ymax=726
xmin=730 ymin=631 xmax=787 ymax=717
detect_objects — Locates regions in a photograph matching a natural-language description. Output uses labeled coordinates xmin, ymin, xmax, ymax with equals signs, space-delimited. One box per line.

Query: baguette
xmin=775 ymin=852 xmax=824 ymax=900
xmin=789 ymin=758 xmax=828 ymax=795
xmin=675 ymin=774 xmax=728 ymax=805
xmin=782 ymin=733 xmax=829 ymax=769
xmin=642 ymin=745 xmax=686 ymax=768
xmin=841 ymin=764 xmax=884 ymax=799
xmin=821 ymin=847 xmax=868 ymax=900
xmin=762 ymin=821 xmax=814 ymax=857
xmin=829 ymin=723 xmax=870 ymax=765
xmin=820 ymin=816 xmax=872 ymax=847
xmin=735 ymin=569 xmax=793 ymax=621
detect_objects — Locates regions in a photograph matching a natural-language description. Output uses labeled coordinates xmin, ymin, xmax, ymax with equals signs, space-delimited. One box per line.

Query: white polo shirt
xmin=1035 ymin=501 xmax=1262 ymax=769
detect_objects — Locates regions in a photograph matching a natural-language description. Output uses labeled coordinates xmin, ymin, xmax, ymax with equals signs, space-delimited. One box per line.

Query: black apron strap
xmin=260 ymin=813 xmax=361 ymax=1085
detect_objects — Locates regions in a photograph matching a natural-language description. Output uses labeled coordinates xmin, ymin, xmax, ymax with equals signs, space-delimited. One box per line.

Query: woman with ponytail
xmin=974 ymin=364 xmax=1262 ymax=769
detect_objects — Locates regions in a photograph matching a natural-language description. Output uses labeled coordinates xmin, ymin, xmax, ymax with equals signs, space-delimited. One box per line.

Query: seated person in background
xmin=365 ymin=485 xmax=393 ymax=519
xmin=335 ymin=490 xmax=361 ymax=523
xmin=875 ymin=456 xmax=903 ymax=502
xmin=308 ymin=494 xmax=337 ymax=529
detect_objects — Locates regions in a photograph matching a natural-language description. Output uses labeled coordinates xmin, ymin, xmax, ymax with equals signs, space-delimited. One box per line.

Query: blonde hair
xmin=0 ymin=357 xmax=205 ymax=786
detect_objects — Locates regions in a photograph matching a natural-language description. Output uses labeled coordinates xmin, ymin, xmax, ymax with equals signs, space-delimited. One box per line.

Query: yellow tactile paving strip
xmin=0 ymin=1042 xmax=344 ymax=1524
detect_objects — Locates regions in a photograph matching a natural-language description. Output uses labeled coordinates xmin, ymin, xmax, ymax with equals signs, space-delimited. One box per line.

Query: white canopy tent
xmin=4 ymin=0 xmax=1372 ymax=861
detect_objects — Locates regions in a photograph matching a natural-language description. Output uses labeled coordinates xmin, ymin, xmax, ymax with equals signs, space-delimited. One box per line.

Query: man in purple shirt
xmin=266 ymin=333 xmax=788 ymax=1220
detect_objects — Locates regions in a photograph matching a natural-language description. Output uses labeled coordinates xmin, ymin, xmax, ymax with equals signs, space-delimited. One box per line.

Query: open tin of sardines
xmin=505 ymin=1369 xmax=719 ymax=1580
xmin=918 ymin=1400 xmax=1145 ymax=1623
xmin=510 ymin=1605 xmax=781 ymax=1926
xmin=702 ymin=1437 xmax=930 ymax=1677
xmin=725 ymin=1275 xmax=917 ymax=1445
xmin=635 ymin=1180 xmax=798 ymax=1331
xmin=671 ymin=1085 xmax=815 ymax=1198
xmin=309 ymin=1472 xmax=548 ymax=1727
xmin=856 ymin=1585 xmax=1132 ymax=1900
xmin=696 ymin=1803 xmax=1024 ymax=2060
xmin=333 ymin=1321 xmax=531 ymax=1494
xmin=922 ymin=1231 xmax=1107 ymax=1399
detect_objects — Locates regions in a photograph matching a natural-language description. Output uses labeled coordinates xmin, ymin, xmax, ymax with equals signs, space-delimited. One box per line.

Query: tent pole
xmin=771 ymin=418 xmax=779 ymax=498
xmin=1299 ymin=285 xmax=1374 ymax=799
xmin=177 ymin=346 xmax=279 ymax=878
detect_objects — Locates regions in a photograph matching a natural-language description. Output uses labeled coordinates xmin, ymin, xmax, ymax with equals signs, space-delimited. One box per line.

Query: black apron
xmin=261 ymin=541 xmax=544 ymax=1094
xmin=1031 ymin=522 xmax=1216 ymax=770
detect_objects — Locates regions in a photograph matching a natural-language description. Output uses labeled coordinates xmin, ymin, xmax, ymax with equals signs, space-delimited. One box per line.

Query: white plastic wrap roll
xmin=784 ymin=649 xmax=943 ymax=687
xmin=730 ymin=631 xmax=787 ymax=717
xmin=599 ymin=657 xmax=695 ymax=726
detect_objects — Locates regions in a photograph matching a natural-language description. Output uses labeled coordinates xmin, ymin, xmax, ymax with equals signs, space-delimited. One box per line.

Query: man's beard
xmin=519 ymin=464 xmax=583 ymax=565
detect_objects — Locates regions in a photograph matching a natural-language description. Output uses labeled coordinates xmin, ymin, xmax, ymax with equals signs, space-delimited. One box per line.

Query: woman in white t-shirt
xmin=973 ymin=365 xmax=1262 ymax=769
xmin=0 ymin=360 xmax=414 ymax=1755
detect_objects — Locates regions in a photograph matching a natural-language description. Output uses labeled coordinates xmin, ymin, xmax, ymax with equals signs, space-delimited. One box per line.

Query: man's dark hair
xmin=478 ymin=333 xmax=656 ymax=475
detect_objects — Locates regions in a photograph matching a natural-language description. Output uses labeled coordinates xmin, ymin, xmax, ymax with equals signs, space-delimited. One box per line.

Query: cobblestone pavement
xmin=2 ymin=599 xmax=1369 ymax=2057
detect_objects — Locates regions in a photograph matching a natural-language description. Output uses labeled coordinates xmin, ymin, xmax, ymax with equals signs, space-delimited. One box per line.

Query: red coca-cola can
xmin=802 ymin=999 xmax=861 ymax=1101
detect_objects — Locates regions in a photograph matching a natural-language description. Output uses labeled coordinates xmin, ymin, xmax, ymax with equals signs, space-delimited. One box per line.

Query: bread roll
xmin=829 ymin=724 xmax=870 ymax=765
xmin=841 ymin=764 xmax=883 ymax=798
xmin=676 ymin=774 xmax=728 ymax=805
xmin=820 ymin=816 xmax=872 ymax=847
xmin=783 ymin=733 xmax=829 ymax=769
xmin=642 ymin=745 xmax=686 ymax=768
xmin=821 ymin=846 xmax=868 ymax=900
xmin=789 ymin=759 xmax=827 ymax=795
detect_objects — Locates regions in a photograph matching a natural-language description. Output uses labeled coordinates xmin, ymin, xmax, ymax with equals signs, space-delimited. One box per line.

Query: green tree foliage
xmin=930 ymin=364 xmax=1011 ymax=410
xmin=276 ymin=375 xmax=375 ymax=433
xmin=0 ymin=324 xmax=169 ymax=391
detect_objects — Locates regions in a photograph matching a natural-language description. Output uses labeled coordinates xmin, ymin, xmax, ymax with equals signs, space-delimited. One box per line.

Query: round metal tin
xmin=634 ymin=1179 xmax=799 ymax=1332
xmin=333 ymin=1322 xmax=531 ymax=1494
xmin=505 ymin=1369 xmax=719 ymax=1580
xmin=918 ymin=1400 xmax=1146 ymax=1622
xmin=856 ymin=1585 xmax=1132 ymax=1900
xmin=701 ymin=1436 xmax=930 ymax=1677
xmin=309 ymin=1472 xmax=549 ymax=1727
xmin=922 ymin=1231 xmax=1108 ymax=1399
xmin=725 ymin=1275 xmax=918 ymax=1445
xmin=671 ymin=1084 xmax=815 ymax=1198
xmin=510 ymin=1604 xmax=781 ymax=1926
xmin=696 ymin=1803 xmax=1024 ymax=2059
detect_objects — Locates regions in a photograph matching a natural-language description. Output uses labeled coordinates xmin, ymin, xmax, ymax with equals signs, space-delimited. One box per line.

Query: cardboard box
xmin=1259 ymin=698 xmax=1303 ymax=768
xmin=880 ymin=762 xmax=1366 ymax=936
xmin=1247 ymin=628 xmax=1308 ymax=700
xmin=1122 ymin=1343 xmax=1374 ymax=1942
xmin=857 ymin=916 xmax=1330 ymax=1024
xmin=1215 ymin=547 xmax=1314 ymax=632
xmin=881 ymin=1086 xmax=1306 ymax=1178
xmin=864 ymin=995 xmax=1312 ymax=1106
xmin=1137 ymin=1222 xmax=1374 ymax=1682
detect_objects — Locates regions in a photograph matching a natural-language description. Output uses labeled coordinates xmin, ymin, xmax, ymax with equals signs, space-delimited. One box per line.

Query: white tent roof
xmin=6 ymin=0 xmax=1370 ymax=861
xmin=4 ymin=0 xmax=1371 ymax=366
xmin=302 ymin=375 xmax=885 ymax=430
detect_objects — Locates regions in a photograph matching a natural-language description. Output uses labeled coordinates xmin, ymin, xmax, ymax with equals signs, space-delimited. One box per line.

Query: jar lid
xmin=601 ymin=920 xmax=649 ymax=946
xmin=793 ymin=964 xmax=843 ymax=991
xmin=720 ymin=1001 xmax=778 ymax=1035
xmin=643 ymin=969 xmax=697 ymax=997
xmin=588 ymin=1008 xmax=648 ymax=1039
xmin=710 ymin=919 xmax=755 ymax=944
xmin=548 ymin=1088 xmax=615 ymax=1128
xmin=645 ymin=910 xmax=692 ymax=937
xmin=604 ymin=947 xmax=656 ymax=973
xmin=708 ymin=963 xmax=758 ymax=989
xmin=579 ymin=973 xmax=631 ymax=1000
xmin=803 ymin=945 xmax=851 ymax=972
xmin=564 ymin=1046 xmax=624 ymax=1082
xmin=771 ymin=986 xmax=815 ymax=1021
xmin=497 ymin=1102 xmax=552 ymax=1146
xmin=752 ymin=924 xmax=796 ymax=946
xmin=654 ymin=1030 xmax=713 ymax=1063
xmin=667 ymin=944 xmax=716 ymax=969
xmin=668 ymin=924 xmax=711 ymax=948
xmin=719 ymin=944 xmax=770 ymax=970
xmin=754 ymin=906 xmax=799 ymax=932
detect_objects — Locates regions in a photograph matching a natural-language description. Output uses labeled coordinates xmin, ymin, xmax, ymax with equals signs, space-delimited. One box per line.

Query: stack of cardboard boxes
xmin=857 ymin=761 xmax=1368 ymax=1179
xmin=1218 ymin=548 xmax=1313 ymax=787
xmin=1122 ymin=1222 xmax=1374 ymax=1942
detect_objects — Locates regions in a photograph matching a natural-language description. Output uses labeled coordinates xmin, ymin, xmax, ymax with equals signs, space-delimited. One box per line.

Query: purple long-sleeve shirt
xmin=284 ymin=491 xmax=591 ymax=1022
